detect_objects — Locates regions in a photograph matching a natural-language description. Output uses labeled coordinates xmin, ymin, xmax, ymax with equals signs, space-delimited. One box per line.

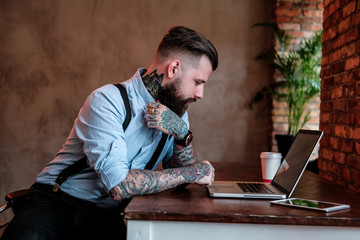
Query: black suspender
xmin=117 ymin=83 xmax=131 ymax=130
xmin=145 ymin=133 xmax=168 ymax=170
xmin=53 ymin=83 xmax=167 ymax=192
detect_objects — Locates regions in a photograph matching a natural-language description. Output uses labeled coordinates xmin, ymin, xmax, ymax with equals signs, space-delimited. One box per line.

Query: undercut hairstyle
xmin=157 ymin=26 xmax=218 ymax=71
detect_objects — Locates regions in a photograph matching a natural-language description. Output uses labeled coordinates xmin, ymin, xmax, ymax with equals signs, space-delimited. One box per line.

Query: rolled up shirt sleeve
xmin=75 ymin=85 xmax=129 ymax=192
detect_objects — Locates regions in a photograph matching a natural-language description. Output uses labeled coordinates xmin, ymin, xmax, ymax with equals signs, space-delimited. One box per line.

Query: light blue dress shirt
xmin=36 ymin=69 xmax=189 ymax=208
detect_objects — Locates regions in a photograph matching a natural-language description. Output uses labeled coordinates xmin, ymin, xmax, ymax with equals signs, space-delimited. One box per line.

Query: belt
xmin=30 ymin=182 xmax=96 ymax=207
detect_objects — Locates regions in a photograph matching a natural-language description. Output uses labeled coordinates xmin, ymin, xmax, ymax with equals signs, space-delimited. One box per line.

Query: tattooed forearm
xmin=110 ymin=169 xmax=179 ymax=200
xmin=165 ymin=144 xmax=197 ymax=168
xmin=159 ymin=109 xmax=188 ymax=140
xmin=109 ymin=161 xmax=214 ymax=201
xmin=146 ymin=102 xmax=191 ymax=142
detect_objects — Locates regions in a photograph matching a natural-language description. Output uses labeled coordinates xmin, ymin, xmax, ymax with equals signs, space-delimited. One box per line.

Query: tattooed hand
xmin=188 ymin=161 xmax=215 ymax=186
xmin=146 ymin=101 xmax=188 ymax=140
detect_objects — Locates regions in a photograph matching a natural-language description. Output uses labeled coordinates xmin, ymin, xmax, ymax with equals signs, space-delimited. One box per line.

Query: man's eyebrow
xmin=196 ymin=79 xmax=207 ymax=84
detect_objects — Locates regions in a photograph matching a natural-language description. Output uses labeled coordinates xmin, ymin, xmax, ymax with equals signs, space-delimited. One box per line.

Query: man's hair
xmin=157 ymin=26 xmax=218 ymax=71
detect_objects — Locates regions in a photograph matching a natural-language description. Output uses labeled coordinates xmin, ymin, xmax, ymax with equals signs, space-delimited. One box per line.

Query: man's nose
xmin=194 ymin=86 xmax=204 ymax=99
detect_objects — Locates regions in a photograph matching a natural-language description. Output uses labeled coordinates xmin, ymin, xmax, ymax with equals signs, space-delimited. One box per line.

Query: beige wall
xmin=0 ymin=0 xmax=272 ymax=221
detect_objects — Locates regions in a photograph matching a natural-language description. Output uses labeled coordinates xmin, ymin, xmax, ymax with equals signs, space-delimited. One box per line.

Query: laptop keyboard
xmin=237 ymin=183 xmax=274 ymax=194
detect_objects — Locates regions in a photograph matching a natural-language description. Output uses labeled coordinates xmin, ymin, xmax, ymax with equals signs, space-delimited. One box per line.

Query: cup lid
xmin=260 ymin=152 xmax=282 ymax=158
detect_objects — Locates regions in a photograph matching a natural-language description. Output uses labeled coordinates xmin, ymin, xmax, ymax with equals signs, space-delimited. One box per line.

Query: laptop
xmin=207 ymin=129 xmax=323 ymax=199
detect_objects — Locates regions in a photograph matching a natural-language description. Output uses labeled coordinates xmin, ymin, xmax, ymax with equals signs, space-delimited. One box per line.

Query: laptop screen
xmin=272 ymin=130 xmax=323 ymax=196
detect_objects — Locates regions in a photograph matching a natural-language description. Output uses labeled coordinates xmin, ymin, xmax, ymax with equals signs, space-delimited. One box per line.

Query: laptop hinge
xmin=271 ymin=181 xmax=290 ymax=196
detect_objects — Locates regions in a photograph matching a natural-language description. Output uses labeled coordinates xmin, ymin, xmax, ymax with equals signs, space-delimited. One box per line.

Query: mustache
xmin=186 ymin=98 xmax=197 ymax=104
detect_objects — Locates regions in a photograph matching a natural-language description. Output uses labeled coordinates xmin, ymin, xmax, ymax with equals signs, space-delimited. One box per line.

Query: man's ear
xmin=167 ymin=60 xmax=181 ymax=79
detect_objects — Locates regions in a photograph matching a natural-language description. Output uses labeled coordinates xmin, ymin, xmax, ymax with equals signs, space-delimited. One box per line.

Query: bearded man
xmin=1 ymin=26 xmax=218 ymax=240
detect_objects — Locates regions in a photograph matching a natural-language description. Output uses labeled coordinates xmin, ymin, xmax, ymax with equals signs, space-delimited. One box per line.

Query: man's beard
xmin=156 ymin=78 xmax=196 ymax=117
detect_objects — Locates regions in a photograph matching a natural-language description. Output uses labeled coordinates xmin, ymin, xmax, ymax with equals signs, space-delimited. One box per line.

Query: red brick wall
xmin=320 ymin=0 xmax=360 ymax=192
xmin=272 ymin=0 xmax=323 ymax=151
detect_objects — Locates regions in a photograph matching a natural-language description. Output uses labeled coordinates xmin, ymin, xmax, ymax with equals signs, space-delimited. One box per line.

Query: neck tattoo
xmin=142 ymin=70 xmax=164 ymax=100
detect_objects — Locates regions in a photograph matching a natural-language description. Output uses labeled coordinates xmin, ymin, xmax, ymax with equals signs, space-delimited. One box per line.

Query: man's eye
xmin=195 ymin=81 xmax=201 ymax=86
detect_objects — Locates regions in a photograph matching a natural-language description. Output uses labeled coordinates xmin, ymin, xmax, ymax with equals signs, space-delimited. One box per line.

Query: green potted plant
xmin=250 ymin=23 xmax=322 ymax=157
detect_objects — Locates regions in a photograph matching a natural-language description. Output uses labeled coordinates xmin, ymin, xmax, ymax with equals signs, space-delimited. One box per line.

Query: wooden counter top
xmin=124 ymin=162 xmax=360 ymax=227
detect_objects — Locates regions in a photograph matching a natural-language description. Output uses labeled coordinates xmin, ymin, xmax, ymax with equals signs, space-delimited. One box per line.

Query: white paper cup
xmin=260 ymin=152 xmax=282 ymax=182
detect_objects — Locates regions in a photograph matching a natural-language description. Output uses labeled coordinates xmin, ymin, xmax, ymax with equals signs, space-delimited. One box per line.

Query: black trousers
xmin=1 ymin=183 xmax=127 ymax=240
